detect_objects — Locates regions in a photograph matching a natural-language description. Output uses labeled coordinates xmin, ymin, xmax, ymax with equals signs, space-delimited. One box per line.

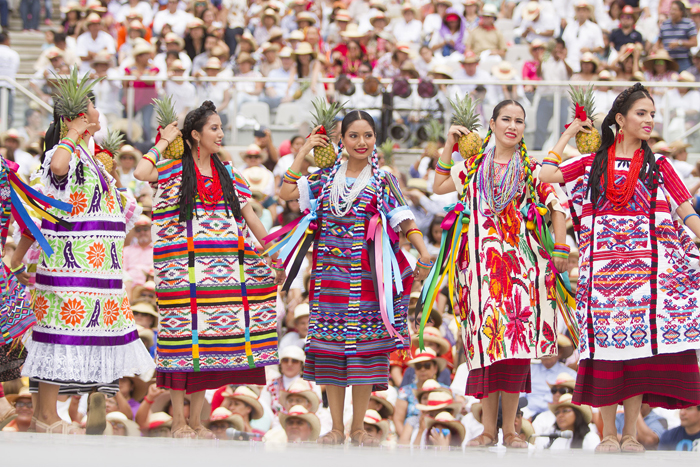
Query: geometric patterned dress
xmin=151 ymin=159 xmax=278 ymax=393
xmin=561 ymin=153 xmax=700 ymax=408
xmin=21 ymin=139 xmax=155 ymax=394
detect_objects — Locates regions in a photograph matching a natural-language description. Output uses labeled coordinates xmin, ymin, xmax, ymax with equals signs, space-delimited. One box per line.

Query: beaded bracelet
xmin=10 ymin=264 xmax=25 ymax=276
xmin=683 ymin=213 xmax=699 ymax=225
xmin=416 ymin=258 xmax=433 ymax=269
xmin=551 ymin=243 xmax=571 ymax=259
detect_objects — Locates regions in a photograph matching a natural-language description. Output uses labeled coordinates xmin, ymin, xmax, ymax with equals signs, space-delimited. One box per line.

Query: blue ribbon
xmin=10 ymin=189 xmax=54 ymax=256
xmin=268 ymin=199 xmax=318 ymax=260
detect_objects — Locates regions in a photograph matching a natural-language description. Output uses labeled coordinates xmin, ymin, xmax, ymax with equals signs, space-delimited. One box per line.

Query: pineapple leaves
xmin=52 ymin=66 xmax=103 ymax=120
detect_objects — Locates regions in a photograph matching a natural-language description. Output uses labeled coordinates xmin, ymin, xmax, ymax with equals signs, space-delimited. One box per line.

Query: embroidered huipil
xmin=561 ymin=153 xmax=700 ymax=361
xmin=450 ymin=157 xmax=566 ymax=370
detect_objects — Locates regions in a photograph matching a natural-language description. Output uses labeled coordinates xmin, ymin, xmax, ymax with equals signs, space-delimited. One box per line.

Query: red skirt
xmin=466 ymin=359 xmax=531 ymax=398
xmin=573 ymin=350 xmax=700 ymax=409
xmin=157 ymin=369 xmax=266 ymax=395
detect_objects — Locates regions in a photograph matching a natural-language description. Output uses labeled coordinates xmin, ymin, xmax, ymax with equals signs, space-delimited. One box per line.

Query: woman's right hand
xmin=562 ymin=118 xmax=592 ymax=139
xmin=447 ymin=125 xmax=470 ymax=141
xmin=159 ymin=122 xmax=181 ymax=144
xmin=64 ymin=114 xmax=92 ymax=138
xmin=298 ymin=126 xmax=330 ymax=158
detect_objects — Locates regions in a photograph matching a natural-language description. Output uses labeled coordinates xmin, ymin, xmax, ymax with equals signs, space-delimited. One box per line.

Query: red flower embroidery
xmin=69 ymin=191 xmax=87 ymax=216
xmin=504 ymin=289 xmax=533 ymax=355
xmin=34 ymin=296 xmax=49 ymax=322
xmin=485 ymin=247 xmax=521 ymax=304
xmin=102 ymin=299 xmax=120 ymax=327
xmin=499 ymin=203 xmax=521 ymax=247
xmin=60 ymin=298 xmax=85 ymax=327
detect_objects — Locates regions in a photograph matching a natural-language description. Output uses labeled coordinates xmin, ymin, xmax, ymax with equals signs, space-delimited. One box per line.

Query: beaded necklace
xmin=477 ymin=146 xmax=523 ymax=216
xmin=193 ymin=158 xmax=223 ymax=214
xmin=605 ymin=144 xmax=644 ymax=210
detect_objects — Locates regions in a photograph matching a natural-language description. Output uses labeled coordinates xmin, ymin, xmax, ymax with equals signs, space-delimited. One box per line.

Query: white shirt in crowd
xmin=92 ymin=68 xmax=123 ymax=118
xmin=152 ymin=9 xmax=194 ymax=36
xmin=76 ymin=31 xmax=117 ymax=74
xmin=115 ymin=1 xmax=154 ymax=26
xmin=561 ymin=20 xmax=604 ymax=72
xmin=535 ymin=425 xmax=601 ymax=451
xmin=0 ymin=44 xmax=20 ymax=90
xmin=391 ymin=18 xmax=423 ymax=44
xmin=164 ymin=80 xmax=197 ymax=116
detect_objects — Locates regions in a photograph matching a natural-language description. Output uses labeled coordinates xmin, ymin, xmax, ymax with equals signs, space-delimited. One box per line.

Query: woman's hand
xmin=447 ymin=125 xmax=470 ymax=140
xmin=65 ymin=114 xmax=94 ymax=139
xmin=13 ymin=269 xmax=30 ymax=286
xmin=553 ymin=257 xmax=568 ymax=275
xmin=429 ymin=429 xmax=451 ymax=447
xmin=413 ymin=255 xmax=432 ymax=281
xmin=298 ymin=127 xmax=330 ymax=158
xmin=274 ymin=268 xmax=287 ymax=286
xmin=159 ymin=122 xmax=181 ymax=144
xmin=563 ymin=118 xmax=592 ymax=139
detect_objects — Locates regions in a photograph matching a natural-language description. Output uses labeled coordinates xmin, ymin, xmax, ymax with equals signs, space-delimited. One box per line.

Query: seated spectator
xmin=260 ymin=42 xmax=282 ymax=77
xmin=164 ymin=60 xmax=196 ymax=120
xmin=668 ymin=140 xmax=694 ymax=181
xmin=131 ymin=301 xmax=158 ymax=331
xmin=455 ymin=51 xmax=494 ymax=101
xmin=2 ymin=129 xmax=36 ymax=181
xmin=657 ymin=0 xmax=698 ymax=72
xmin=658 ymin=405 xmax=700 ymax=451
xmin=204 ymin=407 xmax=245 ymax=440
xmin=613 ymin=43 xmax=641 ymax=83
xmin=34 ymin=33 xmax=78 ymax=71
xmin=118 ymin=19 xmax=147 ymax=65
xmin=147 ymin=412 xmax=172 ymax=438
xmin=363 ymin=410 xmax=391 ymax=444
xmin=254 ymin=8 xmax=280 ymax=46
xmin=106 ymin=412 xmax=141 ymax=437
xmin=535 ymin=394 xmax=599 ymax=450
xmin=429 ymin=7 xmax=466 ymax=57
xmin=391 ymin=3 xmax=423 ymax=44
xmin=561 ymin=0 xmax=604 ymax=71
xmin=16 ymin=107 xmax=44 ymax=152
xmin=572 ymin=52 xmax=600 ymax=81
xmin=153 ymin=0 xmax=193 ymax=36
xmin=514 ymin=2 xmax=557 ymax=44
xmin=534 ymin=38 xmax=572 ymax=150
xmin=465 ymin=4 xmax=506 ymax=58
xmin=522 ymin=39 xmax=545 ymax=98
xmin=280 ymin=405 xmax=321 ymax=442
xmin=132 ymin=280 xmax=156 ymax=304
xmin=234 ymin=52 xmax=264 ymax=108
xmin=525 ymin=335 xmax=577 ymax=418
xmin=404 ymin=326 xmax=452 ymax=386
xmin=262 ymin=46 xmax=296 ymax=110
xmin=123 ymin=40 xmax=159 ymax=143
xmin=532 ymin=372 xmax=575 ymax=435
xmin=196 ymin=57 xmax=232 ymax=126
xmin=593 ymin=70 xmax=617 ymax=117
xmin=369 ymin=390 xmax=395 ymax=421
xmin=221 ymin=386 xmax=266 ymax=438
xmin=2 ymin=387 xmax=32 ymax=432
xmin=615 ymin=403 xmax=666 ymax=450
xmin=260 ymin=345 xmax=306 ymax=417
xmin=491 ymin=61 xmax=523 ymax=101
xmin=463 ymin=0 xmax=480 ymax=30
xmin=609 ymin=5 xmax=644 ymax=51
xmin=154 ymin=33 xmax=193 ymax=76
xmin=191 ymin=34 xmax=219 ymax=74
xmin=279 ymin=303 xmax=309 ymax=350
xmin=119 ymin=374 xmax=150 ymax=418
xmin=61 ymin=2 xmax=83 ymax=39
xmin=643 ymin=49 xmax=680 ymax=101
xmin=184 ymin=18 xmax=208 ymax=60
xmin=374 ymin=42 xmax=413 ymax=79
xmin=76 ymin=13 xmax=116 ymax=74
xmin=425 ymin=411 xmax=465 ymax=447
xmin=667 ymin=71 xmax=700 ymax=128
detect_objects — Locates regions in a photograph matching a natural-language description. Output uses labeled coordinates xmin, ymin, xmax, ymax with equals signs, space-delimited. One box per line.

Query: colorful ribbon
xmin=77 ymin=139 xmax=109 ymax=192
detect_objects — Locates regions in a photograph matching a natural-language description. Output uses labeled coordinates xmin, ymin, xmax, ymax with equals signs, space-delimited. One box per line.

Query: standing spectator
xmin=609 ymin=5 xmax=645 ymax=51
xmin=522 ymin=39 xmax=545 ymax=99
xmin=152 ymin=0 xmax=193 ymax=36
xmin=234 ymin=52 xmax=263 ymax=109
xmin=191 ymin=34 xmax=219 ymax=74
xmin=20 ymin=0 xmax=41 ymax=31
xmin=465 ymin=4 xmax=506 ymax=58
xmin=0 ymin=33 xmax=18 ymax=128
xmin=184 ymin=18 xmax=208 ymax=60
xmin=561 ymin=1 xmax=604 ymax=72
xmin=76 ymin=13 xmax=117 ymax=74
xmin=0 ymin=0 xmax=7 ymax=33
xmin=686 ymin=50 xmax=700 ymax=81
xmin=534 ymin=38 xmax=572 ymax=149
xmin=123 ymin=40 xmax=159 ymax=143
xmin=115 ymin=0 xmax=153 ymax=28
xmin=429 ymin=7 xmax=466 ymax=57
xmin=657 ymin=0 xmax=698 ymax=71
xmin=164 ymin=60 xmax=196 ymax=119
xmin=658 ymin=406 xmax=700 ymax=451
xmin=61 ymin=2 xmax=83 ymax=39
xmin=391 ymin=3 xmax=423 ymax=44
xmin=90 ymin=52 xmax=122 ymax=123
xmin=514 ymin=2 xmax=557 ymax=44
xmin=262 ymin=46 xmax=296 ymax=110
xmin=260 ymin=42 xmax=281 ymax=76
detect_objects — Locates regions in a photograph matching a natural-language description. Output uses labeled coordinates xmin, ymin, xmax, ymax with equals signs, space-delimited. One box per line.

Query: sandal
xmin=171 ymin=425 xmax=197 ymax=439
xmin=192 ymin=425 xmax=215 ymax=439
xmin=35 ymin=418 xmax=79 ymax=434
xmin=504 ymin=432 xmax=528 ymax=449
xmin=595 ymin=435 xmax=621 ymax=453
xmin=466 ymin=432 xmax=496 ymax=447
xmin=620 ymin=435 xmax=645 ymax=453
xmin=85 ymin=392 xmax=106 ymax=435
xmin=350 ymin=429 xmax=379 ymax=447
xmin=318 ymin=429 xmax=345 ymax=445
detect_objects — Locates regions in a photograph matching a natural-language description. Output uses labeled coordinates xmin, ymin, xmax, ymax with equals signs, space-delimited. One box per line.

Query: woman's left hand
xmin=274 ymin=268 xmax=287 ymax=286
xmin=413 ymin=255 xmax=432 ymax=281
xmin=553 ymin=257 xmax=568 ymax=275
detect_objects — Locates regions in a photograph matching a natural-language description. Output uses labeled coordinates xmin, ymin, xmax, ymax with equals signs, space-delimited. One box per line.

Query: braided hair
xmin=177 ymin=101 xmax=242 ymax=222
xmin=586 ymin=83 xmax=659 ymax=208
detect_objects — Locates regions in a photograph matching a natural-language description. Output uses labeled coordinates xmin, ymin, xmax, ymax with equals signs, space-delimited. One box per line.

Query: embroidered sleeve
xmin=232 ymin=169 xmax=252 ymax=208
xmin=449 ymin=160 xmax=469 ymax=197
xmin=533 ymin=162 xmax=567 ymax=214
xmin=35 ymin=145 xmax=79 ymax=202
xmin=382 ymin=172 xmax=415 ymax=231
xmin=658 ymin=156 xmax=692 ymax=208
xmin=559 ymin=154 xmax=589 ymax=184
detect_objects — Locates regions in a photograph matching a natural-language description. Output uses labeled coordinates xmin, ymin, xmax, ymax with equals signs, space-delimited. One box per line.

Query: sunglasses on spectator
xmin=281 ymin=358 xmax=299 ymax=364
xmin=15 ymin=401 xmax=32 ymax=408
xmin=245 ymin=154 xmax=261 ymax=159
xmin=414 ymin=362 xmax=435 ymax=370
xmin=550 ymin=387 xmax=573 ymax=395
xmin=554 ymin=407 xmax=574 ymax=416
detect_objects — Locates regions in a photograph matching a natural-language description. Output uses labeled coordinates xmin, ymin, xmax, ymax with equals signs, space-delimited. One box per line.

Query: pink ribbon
xmin=263 ymin=209 xmax=309 ymax=244
xmin=441 ymin=203 xmax=464 ymax=230
xmin=366 ymin=211 xmax=398 ymax=338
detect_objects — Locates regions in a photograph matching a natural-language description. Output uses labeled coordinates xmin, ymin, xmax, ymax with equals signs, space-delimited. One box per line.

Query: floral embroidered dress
xmin=22 ymin=139 xmax=154 ymax=388
xmin=560 ymin=153 xmax=700 ymax=361
xmin=151 ymin=160 xmax=278 ymax=379
xmin=449 ymin=156 xmax=566 ymax=371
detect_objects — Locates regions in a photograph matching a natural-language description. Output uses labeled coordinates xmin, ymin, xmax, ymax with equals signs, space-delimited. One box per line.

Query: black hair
xmin=53 ymin=32 xmax=67 ymax=45
xmin=24 ymin=107 xmax=40 ymax=126
xmin=341 ymin=110 xmax=376 ymax=137
xmin=491 ymin=99 xmax=526 ymax=121
xmin=586 ymin=83 xmax=659 ymax=208
xmin=289 ymin=135 xmax=305 ymax=148
xmin=44 ymin=106 xmax=62 ymax=152
xmin=555 ymin=38 xmax=565 ymax=48
xmin=0 ymin=33 xmax=7 ymax=44
xmin=554 ymin=408 xmax=591 ymax=449
xmin=426 ymin=216 xmax=444 ymax=245
xmin=672 ymin=0 xmax=687 ymax=16
xmin=178 ymin=101 xmax=241 ymax=222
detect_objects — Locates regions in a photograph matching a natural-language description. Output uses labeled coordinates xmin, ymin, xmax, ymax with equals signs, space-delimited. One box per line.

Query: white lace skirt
xmin=21 ymin=336 xmax=155 ymax=384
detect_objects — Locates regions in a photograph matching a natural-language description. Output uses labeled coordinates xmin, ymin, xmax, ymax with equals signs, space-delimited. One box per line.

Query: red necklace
xmin=605 ymin=143 xmax=644 ymax=210
xmin=194 ymin=158 xmax=223 ymax=213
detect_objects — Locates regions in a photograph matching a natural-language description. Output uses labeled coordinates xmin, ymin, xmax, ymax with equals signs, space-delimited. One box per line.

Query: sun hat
xmin=125 ymin=8 xmax=143 ymax=20
xmin=279 ymin=345 xmax=306 ymax=363
xmin=679 ymin=70 xmax=696 ymax=82
xmin=481 ymin=4 xmax=498 ymax=17
xmin=621 ymin=4 xmax=636 ymax=16
xmin=132 ymin=39 xmax=154 ymax=57
xmin=461 ymin=50 xmax=480 ymax=64
xmin=430 ymin=63 xmax=454 ymax=79
xmin=530 ymin=38 xmax=546 ymax=49
xmin=168 ymin=59 xmax=187 ymax=72
xmin=242 ymin=166 xmax=272 ymax=194
xmin=6 ymin=387 xmax=31 ymax=405
xmin=136 ymin=324 xmax=155 ymax=348
xmin=237 ymin=52 xmax=257 ymax=65
xmin=437 ymin=0 xmax=453 ymax=6
xmin=340 ymin=23 xmax=366 ymax=39
xmin=293 ymin=303 xmax=310 ymax=320
xmin=643 ymin=49 xmax=679 ymax=72
xmin=425 ymin=411 xmax=465 ymax=442
xmin=416 ymin=390 xmax=461 ymax=413
xmin=652 ymin=140 xmax=671 ymax=153
xmin=669 ymin=140 xmax=691 ymax=152
xmin=128 ymin=19 xmax=145 ymax=31
xmin=151 ymin=392 xmax=212 ymax=420
xmin=204 ymin=407 xmax=245 ymax=430
xmin=492 ymin=61 xmax=517 ymax=80
xmin=262 ymin=8 xmax=280 ymax=24
xmin=557 ymin=334 xmax=574 ymax=360
xmin=204 ymin=57 xmax=223 ymax=70
xmin=279 ymin=405 xmax=321 ymax=441
xmin=293 ymin=41 xmax=317 ymax=57
xmin=106 ymin=411 xmax=141 ymax=436
xmin=242 ymin=143 xmax=263 ymax=158
xmin=164 ymin=32 xmax=185 ymax=48
xmin=400 ymin=60 xmax=420 ymax=79
xmin=369 ymin=0 xmax=387 ymax=11
xmin=131 ymin=300 xmax=158 ymax=318
xmin=549 ymin=393 xmax=592 ymax=424
xmin=547 ymin=372 xmax=576 ymax=391
xmin=261 ymin=41 xmax=280 ymax=53
xmin=336 ymin=9 xmax=352 ymax=22
xmin=124 ymin=369 xmax=154 ymax=402
xmin=579 ymin=51 xmax=600 ymax=72
xmin=132 ymin=280 xmax=156 ymax=302
xmin=85 ymin=12 xmax=102 ymax=24
xmin=60 ymin=1 xmax=83 ymax=14
xmin=369 ymin=11 xmax=386 ymax=25
xmin=289 ymin=30 xmax=305 ymax=41
xmin=148 ymin=412 xmax=172 ymax=430
xmin=402 ymin=2 xmax=418 ymax=15
xmin=413 ymin=378 xmax=452 ymax=401
xmin=86 ymin=0 xmax=107 ymax=13
xmin=598 ymin=69 xmax=612 ymax=80
xmin=268 ymin=26 xmax=284 ymax=41
xmin=46 ymin=46 xmax=64 ymax=60
xmin=410 ymin=327 xmax=450 ymax=356
xmin=119 ymin=144 xmax=142 ymax=161
xmin=223 ymin=386 xmax=264 ymax=420
xmin=296 ymin=11 xmax=316 ymax=25
xmin=278 ymin=378 xmax=320 ymax=413
xmin=279 ymin=46 xmax=293 ymax=58
xmin=407 ymin=348 xmax=447 ymax=373
xmin=369 ymin=390 xmax=394 ymax=418
xmin=0 ymin=129 xmax=23 ymax=146
xmin=187 ymin=18 xmax=206 ymax=30
xmin=363 ymin=409 xmax=390 ymax=441
xmin=522 ymin=2 xmax=541 ymax=21
xmin=239 ymin=30 xmax=258 ymax=49
xmin=573 ymin=0 xmax=594 ymax=13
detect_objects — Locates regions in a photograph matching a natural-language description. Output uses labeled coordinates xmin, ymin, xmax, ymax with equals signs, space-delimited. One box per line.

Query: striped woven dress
xmin=151 ymin=159 xmax=278 ymax=393
xmin=297 ymin=169 xmax=414 ymax=391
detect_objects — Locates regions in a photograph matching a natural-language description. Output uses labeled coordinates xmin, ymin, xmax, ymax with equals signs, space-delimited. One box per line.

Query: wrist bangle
xmin=161 ymin=137 xmax=170 ymax=146
xmin=546 ymin=150 xmax=562 ymax=163
xmin=407 ymin=229 xmax=423 ymax=240
xmin=144 ymin=396 xmax=154 ymax=405
xmin=417 ymin=258 xmax=433 ymax=269
xmin=287 ymin=168 xmax=302 ymax=178
xmin=684 ymin=213 xmax=699 ymax=225
xmin=10 ymin=263 xmax=25 ymax=274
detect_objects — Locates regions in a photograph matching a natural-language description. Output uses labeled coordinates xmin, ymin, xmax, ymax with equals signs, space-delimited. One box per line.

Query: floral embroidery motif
xmin=34 ymin=296 xmax=49 ymax=322
xmin=68 ymin=191 xmax=87 ymax=216
xmin=86 ymin=242 xmax=106 ymax=269
xmin=102 ymin=299 xmax=120 ymax=327
xmin=59 ymin=298 xmax=85 ymax=327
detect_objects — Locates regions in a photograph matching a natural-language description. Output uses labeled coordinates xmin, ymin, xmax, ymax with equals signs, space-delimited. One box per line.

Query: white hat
xmin=293 ymin=303 xmax=310 ymax=320
xmin=279 ymin=345 xmax=306 ymax=363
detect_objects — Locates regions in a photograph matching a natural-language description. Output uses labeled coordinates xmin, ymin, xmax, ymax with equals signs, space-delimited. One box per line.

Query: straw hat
xmin=0 ymin=129 xmax=23 ymax=146
xmin=413 ymin=378 xmax=452 ymax=401
xmin=132 ymin=280 xmax=156 ymax=302
xmin=187 ymin=18 xmax=206 ymax=30
xmin=369 ymin=390 xmax=394 ymax=418
xmin=340 ymin=23 xmax=365 ymax=39
xmin=124 ymin=369 xmax=154 ymax=402
xmin=669 ymin=140 xmax=691 ymax=152
xmin=643 ymin=49 xmax=679 ymax=72
xmin=369 ymin=0 xmax=387 ymax=11
xmin=410 ymin=327 xmax=450 ymax=355
xmin=557 ymin=334 xmax=574 ymax=360
xmin=547 ymin=372 xmax=576 ymax=391
xmin=262 ymin=8 xmax=280 ymax=25
xmin=579 ymin=52 xmax=600 ymax=72
xmin=148 ymin=412 xmax=172 ymax=430
xmin=652 ymin=140 xmax=671 ymax=153
xmin=223 ymin=386 xmax=264 ymax=420
xmin=522 ymin=1 xmax=541 ymax=21
xmin=151 ymin=392 xmax=211 ymax=420
xmin=430 ymin=63 xmax=454 ymax=79
xmin=293 ymin=42 xmax=317 ymax=58
xmin=106 ymin=411 xmax=141 ymax=436
xmin=416 ymin=390 xmax=461 ymax=413
xmin=279 ymin=405 xmax=321 ymax=441
xmin=167 ymin=59 xmax=186 ymax=72
xmin=679 ymin=70 xmax=696 ymax=82
xmin=549 ymin=393 xmax=592 ymax=424
xmin=598 ymin=69 xmax=612 ymax=80
xmin=369 ymin=11 xmax=386 ymax=25
xmin=128 ymin=19 xmax=145 ymax=30
xmin=461 ymin=50 xmax=480 ymax=64
xmin=125 ymin=8 xmax=143 ymax=20
xmin=363 ymin=410 xmax=390 ymax=442
xmin=336 ymin=9 xmax=352 ymax=22
xmin=278 ymin=379 xmax=320 ymax=413
xmin=60 ymin=1 xmax=83 ymax=14
xmin=204 ymin=407 xmax=245 ymax=430
xmin=85 ymin=12 xmax=102 ymax=24
xmin=296 ymin=11 xmax=316 ymax=25
xmin=396 ymin=42 xmax=416 ymax=58
xmin=242 ymin=143 xmax=263 ymax=158
xmin=111 ymin=119 xmax=143 ymax=142
xmin=46 ymin=47 xmax=64 ymax=60
xmin=242 ymin=167 xmax=272 ymax=194
xmin=401 ymin=2 xmax=418 ymax=15
xmin=530 ymin=38 xmax=546 ymax=49
xmin=492 ymin=61 xmax=517 ymax=80
xmin=267 ymin=26 xmax=284 ymax=42
xmin=279 ymin=345 xmax=306 ymax=363
xmin=279 ymin=46 xmax=293 ymax=58
xmin=164 ymin=32 xmax=185 ymax=48
xmin=426 ymin=411 xmax=465 ymax=442
xmin=293 ymin=303 xmax=310 ymax=320
xmin=289 ymin=30 xmax=305 ymax=41
xmin=261 ymin=41 xmax=280 ymax=53
xmin=481 ymin=4 xmax=498 ymax=17
xmin=136 ymin=324 xmax=155 ymax=348
xmin=692 ymin=4 xmax=700 ymax=15
xmin=573 ymin=0 xmax=594 ymax=14
xmin=204 ymin=57 xmax=223 ymax=70
xmin=437 ymin=0 xmax=453 ymax=6
xmin=239 ymin=30 xmax=258 ymax=49
xmin=407 ymin=348 xmax=447 ymax=373
xmin=400 ymin=61 xmax=420 ymax=79
xmin=86 ymin=0 xmax=107 ymax=13
xmin=236 ymin=52 xmax=256 ymax=65
xmin=6 ymin=387 xmax=31 ymax=404
xmin=131 ymin=40 xmax=154 ymax=58
xmin=131 ymin=300 xmax=158 ymax=319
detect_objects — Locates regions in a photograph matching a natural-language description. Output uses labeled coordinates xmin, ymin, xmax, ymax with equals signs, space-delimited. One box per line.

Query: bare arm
xmin=133 ymin=122 xmax=181 ymax=183
xmin=241 ymin=203 xmax=285 ymax=285
xmin=635 ymin=416 xmax=660 ymax=449
xmin=50 ymin=116 xmax=94 ymax=177
xmin=539 ymin=118 xmax=591 ymax=184
xmin=550 ymin=209 xmax=568 ymax=273
xmin=278 ymin=129 xmax=329 ymax=201
xmin=433 ymin=125 xmax=469 ymax=195
xmin=264 ymin=129 xmax=279 ymax=163
xmin=10 ymin=235 xmax=33 ymax=286
xmin=113 ymin=392 xmax=133 ymax=420
xmin=394 ymin=398 xmax=408 ymax=437
xmin=676 ymin=201 xmax=700 ymax=238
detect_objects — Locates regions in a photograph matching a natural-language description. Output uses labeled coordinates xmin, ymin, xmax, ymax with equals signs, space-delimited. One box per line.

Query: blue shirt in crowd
xmin=658 ymin=426 xmax=700 ymax=451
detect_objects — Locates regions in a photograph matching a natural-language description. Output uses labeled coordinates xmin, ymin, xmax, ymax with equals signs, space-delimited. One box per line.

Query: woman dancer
xmin=18 ymin=71 xmax=154 ymax=434
xmin=428 ymin=100 xmax=569 ymax=448
xmin=277 ymin=111 xmax=431 ymax=445
xmin=134 ymin=101 xmax=284 ymax=438
xmin=540 ymin=83 xmax=700 ymax=453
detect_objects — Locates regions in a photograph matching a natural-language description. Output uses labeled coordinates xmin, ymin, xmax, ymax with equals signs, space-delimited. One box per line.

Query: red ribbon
xmin=262 ymin=210 xmax=309 ymax=244
xmin=155 ymin=125 xmax=163 ymax=145
xmin=306 ymin=126 xmax=327 ymax=139
xmin=565 ymin=104 xmax=587 ymax=129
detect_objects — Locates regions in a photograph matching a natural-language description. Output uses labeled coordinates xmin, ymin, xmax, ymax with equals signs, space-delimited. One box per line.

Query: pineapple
xmin=293 ymin=82 xmax=310 ymax=100
xmin=378 ymin=139 xmax=396 ymax=167
xmin=424 ymin=119 xmax=444 ymax=158
xmin=310 ymin=98 xmax=344 ymax=168
xmin=448 ymin=95 xmax=482 ymax=159
xmin=95 ymin=130 xmax=125 ymax=173
xmin=568 ymin=84 xmax=601 ymax=154
xmin=52 ymin=66 xmax=102 ymax=139
xmin=153 ymin=96 xmax=184 ymax=159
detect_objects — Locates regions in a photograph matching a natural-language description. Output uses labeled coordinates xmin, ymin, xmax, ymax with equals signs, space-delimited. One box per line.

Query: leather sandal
xmin=318 ymin=429 xmax=345 ymax=445
xmin=503 ymin=432 xmax=528 ymax=449
xmin=171 ymin=425 xmax=197 ymax=439
xmin=595 ymin=435 xmax=621 ymax=453
xmin=620 ymin=435 xmax=645 ymax=453
xmin=35 ymin=418 xmax=79 ymax=434
xmin=466 ymin=432 xmax=497 ymax=447
xmin=350 ymin=429 xmax=379 ymax=447
xmin=192 ymin=425 xmax=215 ymax=439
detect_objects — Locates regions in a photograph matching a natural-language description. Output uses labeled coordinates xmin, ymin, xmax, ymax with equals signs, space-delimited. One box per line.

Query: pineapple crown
xmin=426 ymin=120 xmax=444 ymax=143
xmin=311 ymin=97 xmax=345 ymax=134
xmin=98 ymin=130 xmax=126 ymax=159
xmin=153 ymin=95 xmax=178 ymax=128
xmin=378 ymin=139 xmax=395 ymax=166
xmin=568 ymin=84 xmax=597 ymax=123
xmin=448 ymin=95 xmax=481 ymax=131
xmin=52 ymin=66 xmax=103 ymax=120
